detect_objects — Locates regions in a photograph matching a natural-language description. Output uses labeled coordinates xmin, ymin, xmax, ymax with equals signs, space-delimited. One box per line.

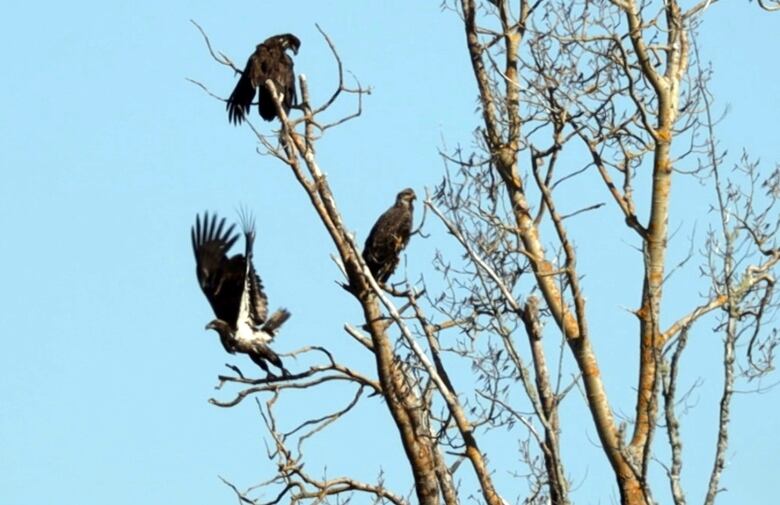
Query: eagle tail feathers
xmin=257 ymin=86 xmax=277 ymax=121
xmin=263 ymin=308 xmax=291 ymax=334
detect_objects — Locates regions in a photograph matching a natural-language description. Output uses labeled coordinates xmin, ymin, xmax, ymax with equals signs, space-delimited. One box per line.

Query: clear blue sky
xmin=1 ymin=1 xmax=778 ymax=504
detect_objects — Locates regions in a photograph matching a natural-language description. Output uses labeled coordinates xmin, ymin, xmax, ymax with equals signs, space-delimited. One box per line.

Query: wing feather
xmin=237 ymin=213 xmax=270 ymax=330
xmin=226 ymin=56 xmax=258 ymax=125
xmin=192 ymin=212 xmax=243 ymax=325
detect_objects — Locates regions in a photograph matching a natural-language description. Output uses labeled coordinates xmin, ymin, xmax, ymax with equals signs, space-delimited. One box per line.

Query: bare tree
xmin=191 ymin=2 xmax=779 ymax=504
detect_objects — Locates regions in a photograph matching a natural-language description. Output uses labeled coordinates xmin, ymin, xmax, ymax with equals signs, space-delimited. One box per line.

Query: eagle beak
xmin=205 ymin=321 xmax=216 ymax=331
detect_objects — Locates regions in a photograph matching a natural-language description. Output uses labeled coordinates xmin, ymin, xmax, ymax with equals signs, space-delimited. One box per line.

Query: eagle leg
xmin=264 ymin=347 xmax=291 ymax=377
xmin=248 ymin=352 xmax=273 ymax=375
xmin=248 ymin=346 xmax=290 ymax=378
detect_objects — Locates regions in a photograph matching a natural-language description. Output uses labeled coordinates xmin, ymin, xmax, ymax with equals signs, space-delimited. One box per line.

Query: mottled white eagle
xmin=191 ymin=212 xmax=291 ymax=376
xmin=226 ymin=33 xmax=300 ymax=124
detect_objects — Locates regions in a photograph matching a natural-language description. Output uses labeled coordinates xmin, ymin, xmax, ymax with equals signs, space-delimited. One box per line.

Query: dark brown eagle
xmin=191 ymin=212 xmax=291 ymax=376
xmin=362 ymin=188 xmax=416 ymax=284
xmin=226 ymin=33 xmax=301 ymax=124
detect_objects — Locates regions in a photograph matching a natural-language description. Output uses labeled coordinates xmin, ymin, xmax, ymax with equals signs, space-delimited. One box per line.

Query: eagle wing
xmin=192 ymin=213 xmax=246 ymax=325
xmin=226 ymin=54 xmax=259 ymax=125
xmin=236 ymin=214 xmax=270 ymax=331
xmin=363 ymin=205 xmax=413 ymax=283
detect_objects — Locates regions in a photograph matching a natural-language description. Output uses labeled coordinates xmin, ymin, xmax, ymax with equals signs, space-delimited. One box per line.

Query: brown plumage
xmin=226 ymin=34 xmax=300 ymax=124
xmin=362 ymin=188 xmax=416 ymax=284
xmin=192 ymin=212 xmax=291 ymax=376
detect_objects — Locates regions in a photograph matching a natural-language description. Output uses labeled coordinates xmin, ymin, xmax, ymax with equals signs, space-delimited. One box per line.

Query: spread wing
xmin=226 ymin=54 xmax=258 ymax=125
xmin=237 ymin=213 xmax=269 ymax=329
xmin=362 ymin=204 xmax=413 ymax=283
xmin=191 ymin=212 xmax=245 ymax=325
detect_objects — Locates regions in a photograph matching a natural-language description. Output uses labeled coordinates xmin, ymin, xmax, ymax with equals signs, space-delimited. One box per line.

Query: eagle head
xmin=396 ymin=188 xmax=416 ymax=207
xmin=206 ymin=319 xmax=237 ymax=354
xmin=205 ymin=319 xmax=232 ymax=335
xmin=277 ymin=33 xmax=301 ymax=55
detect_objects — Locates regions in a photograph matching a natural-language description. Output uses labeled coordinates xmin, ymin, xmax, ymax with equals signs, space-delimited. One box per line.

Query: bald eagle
xmin=191 ymin=212 xmax=291 ymax=376
xmin=227 ymin=34 xmax=300 ymax=124
xmin=362 ymin=188 xmax=416 ymax=284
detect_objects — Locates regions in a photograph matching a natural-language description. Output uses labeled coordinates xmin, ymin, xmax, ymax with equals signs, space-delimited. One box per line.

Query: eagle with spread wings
xmin=362 ymin=188 xmax=416 ymax=284
xmin=191 ymin=212 xmax=291 ymax=376
xmin=226 ymin=34 xmax=300 ymax=124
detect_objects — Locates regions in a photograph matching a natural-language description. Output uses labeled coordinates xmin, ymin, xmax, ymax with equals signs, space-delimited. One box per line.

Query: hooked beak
xmin=205 ymin=321 xmax=217 ymax=331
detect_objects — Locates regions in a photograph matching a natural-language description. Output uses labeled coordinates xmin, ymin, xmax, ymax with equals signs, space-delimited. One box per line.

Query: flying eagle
xmin=191 ymin=212 xmax=291 ymax=376
xmin=226 ymin=34 xmax=301 ymax=124
xmin=362 ymin=188 xmax=416 ymax=284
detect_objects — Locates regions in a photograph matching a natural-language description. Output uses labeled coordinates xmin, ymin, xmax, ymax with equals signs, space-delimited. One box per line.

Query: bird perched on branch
xmin=362 ymin=188 xmax=416 ymax=284
xmin=226 ymin=33 xmax=301 ymax=124
xmin=191 ymin=212 xmax=291 ymax=376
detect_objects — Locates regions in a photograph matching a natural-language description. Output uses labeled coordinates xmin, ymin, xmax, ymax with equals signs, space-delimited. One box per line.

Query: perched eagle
xmin=362 ymin=188 xmax=416 ymax=284
xmin=191 ymin=212 xmax=291 ymax=376
xmin=226 ymin=34 xmax=301 ymax=124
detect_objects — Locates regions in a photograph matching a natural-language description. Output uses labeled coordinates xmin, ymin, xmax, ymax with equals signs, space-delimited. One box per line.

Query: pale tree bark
xmin=447 ymin=1 xmax=779 ymax=504
xmin=190 ymin=2 xmax=780 ymax=503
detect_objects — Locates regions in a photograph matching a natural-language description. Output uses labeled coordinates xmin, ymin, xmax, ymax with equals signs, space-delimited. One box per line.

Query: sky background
xmin=1 ymin=1 xmax=778 ymax=504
